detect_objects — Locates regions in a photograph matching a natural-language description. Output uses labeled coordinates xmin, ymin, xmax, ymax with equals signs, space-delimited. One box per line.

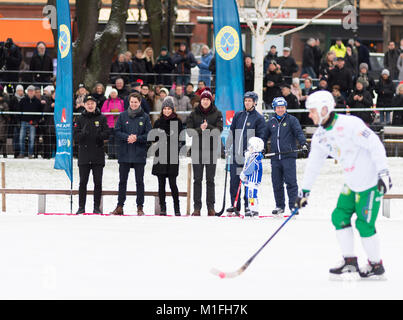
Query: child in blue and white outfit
xmin=240 ymin=137 xmax=264 ymax=217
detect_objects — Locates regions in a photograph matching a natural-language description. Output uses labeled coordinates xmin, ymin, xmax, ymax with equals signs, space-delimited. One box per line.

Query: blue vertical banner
xmin=213 ymin=0 xmax=244 ymax=143
xmin=54 ymin=0 xmax=73 ymax=182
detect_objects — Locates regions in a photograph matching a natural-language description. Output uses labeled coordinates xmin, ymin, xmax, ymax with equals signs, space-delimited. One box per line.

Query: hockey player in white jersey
xmin=240 ymin=137 xmax=264 ymax=217
xmin=294 ymin=90 xmax=392 ymax=279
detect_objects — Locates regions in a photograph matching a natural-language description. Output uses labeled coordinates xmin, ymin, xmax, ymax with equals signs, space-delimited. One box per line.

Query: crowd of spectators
xmin=1 ymin=36 xmax=403 ymax=160
xmin=258 ymin=38 xmax=403 ymax=126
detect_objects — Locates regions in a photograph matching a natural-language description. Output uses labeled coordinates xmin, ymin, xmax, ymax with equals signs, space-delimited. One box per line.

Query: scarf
xmin=128 ymin=106 xmax=142 ymax=119
xmin=163 ymin=113 xmax=176 ymax=121
xmin=199 ymin=104 xmax=212 ymax=114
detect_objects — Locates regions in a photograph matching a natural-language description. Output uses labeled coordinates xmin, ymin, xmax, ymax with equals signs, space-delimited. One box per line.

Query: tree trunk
xmin=73 ymin=0 xmax=102 ymax=89
xmin=145 ymin=0 xmax=177 ymax=57
xmin=144 ymin=0 xmax=163 ymax=55
xmin=72 ymin=0 xmax=129 ymax=90
xmin=84 ymin=0 xmax=130 ymax=87
xmin=254 ymin=34 xmax=265 ymax=114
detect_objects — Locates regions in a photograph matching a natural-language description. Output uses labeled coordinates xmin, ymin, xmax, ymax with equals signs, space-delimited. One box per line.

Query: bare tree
xmin=72 ymin=0 xmax=130 ymax=90
xmin=236 ymin=0 xmax=347 ymax=113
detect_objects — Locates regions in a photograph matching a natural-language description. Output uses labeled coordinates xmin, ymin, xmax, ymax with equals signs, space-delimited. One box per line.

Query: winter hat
xmin=381 ymin=69 xmax=390 ymax=76
xmin=43 ymin=85 xmax=54 ymax=94
xmin=109 ymin=88 xmax=118 ymax=96
xmin=160 ymin=88 xmax=169 ymax=95
xmin=200 ymin=89 xmax=213 ymax=102
xmin=359 ymin=63 xmax=369 ymax=71
xmin=161 ymin=96 xmax=175 ymax=110
xmin=26 ymin=85 xmax=36 ymax=91
xmin=15 ymin=84 xmax=24 ymax=92
xmin=160 ymin=46 xmax=168 ymax=52
xmin=84 ymin=95 xmax=96 ymax=103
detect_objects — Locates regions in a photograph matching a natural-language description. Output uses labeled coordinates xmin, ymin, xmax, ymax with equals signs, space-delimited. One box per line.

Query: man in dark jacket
xmin=154 ymin=46 xmax=174 ymax=86
xmin=354 ymin=39 xmax=371 ymax=70
xmin=263 ymin=45 xmax=278 ymax=74
xmin=277 ymin=47 xmax=299 ymax=85
xmin=172 ymin=42 xmax=197 ymax=86
xmin=327 ymin=57 xmax=353 ymax=99
xmin=225 ymin=91 xmax=266 ymax=216
xmin=301 ymin=38 xmax=317 ymax=78
xmin=1 ymin=38 xmax=22 ymax=86
xmin=132 ymin=49 xmax=148 ymax=84
xmin=281 ymin=83 xmax=300 ymax=121
xmin=110 ymin=53 xmax=131 ymax=84
xmin=18 ymin=85 xmax=43 ymax=158
xmin=111 ymin=92 xmax=152 ymax=216
xmin=74 ymin=95 xmax=109 ymax=214
xmin=264 ymin=96 xmax=308 ymax=215
xmin=29 ymin=41 xmax=54 ymax=84
xmin=384 ymin=41 xmax=400 ymax=80
xmin=186 ymin=89 xmax=223 ymax=216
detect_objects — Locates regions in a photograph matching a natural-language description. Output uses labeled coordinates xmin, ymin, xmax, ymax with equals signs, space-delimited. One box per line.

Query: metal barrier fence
xmin=0 ymin=108 xmax=402 ymax=159
xmin=2 ymin=69 xmax=402 ymax=91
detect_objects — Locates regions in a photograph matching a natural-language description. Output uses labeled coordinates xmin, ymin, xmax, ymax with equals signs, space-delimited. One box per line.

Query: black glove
xmin=294 ymin=190 xmax=310 ymax=209
xmin=302 ymin=143 xmax=309 ymax=155
xmin=377 ymin=169 xmax=392 ymax=194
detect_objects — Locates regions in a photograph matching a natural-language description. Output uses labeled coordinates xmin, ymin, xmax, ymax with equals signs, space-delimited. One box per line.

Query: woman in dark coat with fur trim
xmin=151 ymin=97 xmax=183 ymax=215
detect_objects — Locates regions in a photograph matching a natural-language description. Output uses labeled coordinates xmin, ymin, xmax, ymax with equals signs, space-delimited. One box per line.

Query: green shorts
xmin=331 ymin=184 xmax=382 ymax=238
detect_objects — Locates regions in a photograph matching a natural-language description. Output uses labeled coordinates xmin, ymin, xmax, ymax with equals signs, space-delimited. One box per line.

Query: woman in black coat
xmin=392 ymin=84 xmax=403 ymax=125
xmin=263 ymin=61 xmax=283 ymax=108
xmin=74 ymin=96 xmax=109 ymax=214
xmin=151 ymin=97 xmax=183 ymax=215
xmin=347 ymin=80 xmax=374 ymax=125
xmin=376 ymin=70 xmax=395 ymax=125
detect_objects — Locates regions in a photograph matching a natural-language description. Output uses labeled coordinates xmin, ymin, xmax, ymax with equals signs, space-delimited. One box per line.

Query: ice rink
xmin=0 ymin=157 xmax=402 ymax=299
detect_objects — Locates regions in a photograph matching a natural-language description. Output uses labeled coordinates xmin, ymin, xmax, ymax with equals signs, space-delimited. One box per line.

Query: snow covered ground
xmin=0 ymin=157 xmax=402 ymax=300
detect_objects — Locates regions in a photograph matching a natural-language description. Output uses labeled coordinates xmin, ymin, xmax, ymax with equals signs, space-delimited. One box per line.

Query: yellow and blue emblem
xmin=58 ymin=24 xmax=71 ymax=59
xmin=215 ymin=26 xmax=240 ymax=61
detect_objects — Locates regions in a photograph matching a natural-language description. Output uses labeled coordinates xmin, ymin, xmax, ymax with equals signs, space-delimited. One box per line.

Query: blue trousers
xmin=118 ymin=162 xmax=145 ymax=207
xmin=271 ymin=158 xmax=298 ymax=210
xmin=19 ymin=121 xmax=36 ymax=156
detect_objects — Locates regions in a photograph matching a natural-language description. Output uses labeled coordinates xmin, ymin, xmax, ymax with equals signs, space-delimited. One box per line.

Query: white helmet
xmin=248 ymin=136 xmax=264 ymax=153
xmin=305 ymin=90 xmax=335 ymax=126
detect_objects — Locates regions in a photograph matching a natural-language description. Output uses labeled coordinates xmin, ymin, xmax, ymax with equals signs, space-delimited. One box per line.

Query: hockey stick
xmin=216 ymin=154 xmax=230 ymax=216
xmin=211 ymin=207 xmax=299 ymax=279
xmin=266 ymin=149 xmax=303 ymax=158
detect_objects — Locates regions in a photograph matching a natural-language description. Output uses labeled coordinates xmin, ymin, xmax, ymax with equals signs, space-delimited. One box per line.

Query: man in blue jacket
xmin=264 ymin=97 xmax=308 ymax=215
xmin=225 ymin=91 xmax=266 ymax=216
xmin=110 ymin=92 xmax=152 ymax=216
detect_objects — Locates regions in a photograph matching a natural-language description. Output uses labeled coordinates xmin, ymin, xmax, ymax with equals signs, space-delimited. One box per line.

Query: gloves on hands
xmin=294 ymin=190 xmax=310 ymax=209
xmin=377 ymin=169 xmax=392 ymax=194
xmin=240 ymin=172 xmax=247 ymax=183
xmin=302 ymin=143 xmax=309 ymax=155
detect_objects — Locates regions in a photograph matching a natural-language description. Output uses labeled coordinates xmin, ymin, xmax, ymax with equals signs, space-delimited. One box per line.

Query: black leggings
xmin=157 ymin=175 xmax=179 ymax=211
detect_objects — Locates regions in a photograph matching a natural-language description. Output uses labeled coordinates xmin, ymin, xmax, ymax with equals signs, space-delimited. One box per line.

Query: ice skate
xmin=329 ymin=257 xmax=360 ymax=281
xmin=244 ymin=208 xmax=252 ymax=217
xmin=359 ymin=260 xmax=386 ymax=280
